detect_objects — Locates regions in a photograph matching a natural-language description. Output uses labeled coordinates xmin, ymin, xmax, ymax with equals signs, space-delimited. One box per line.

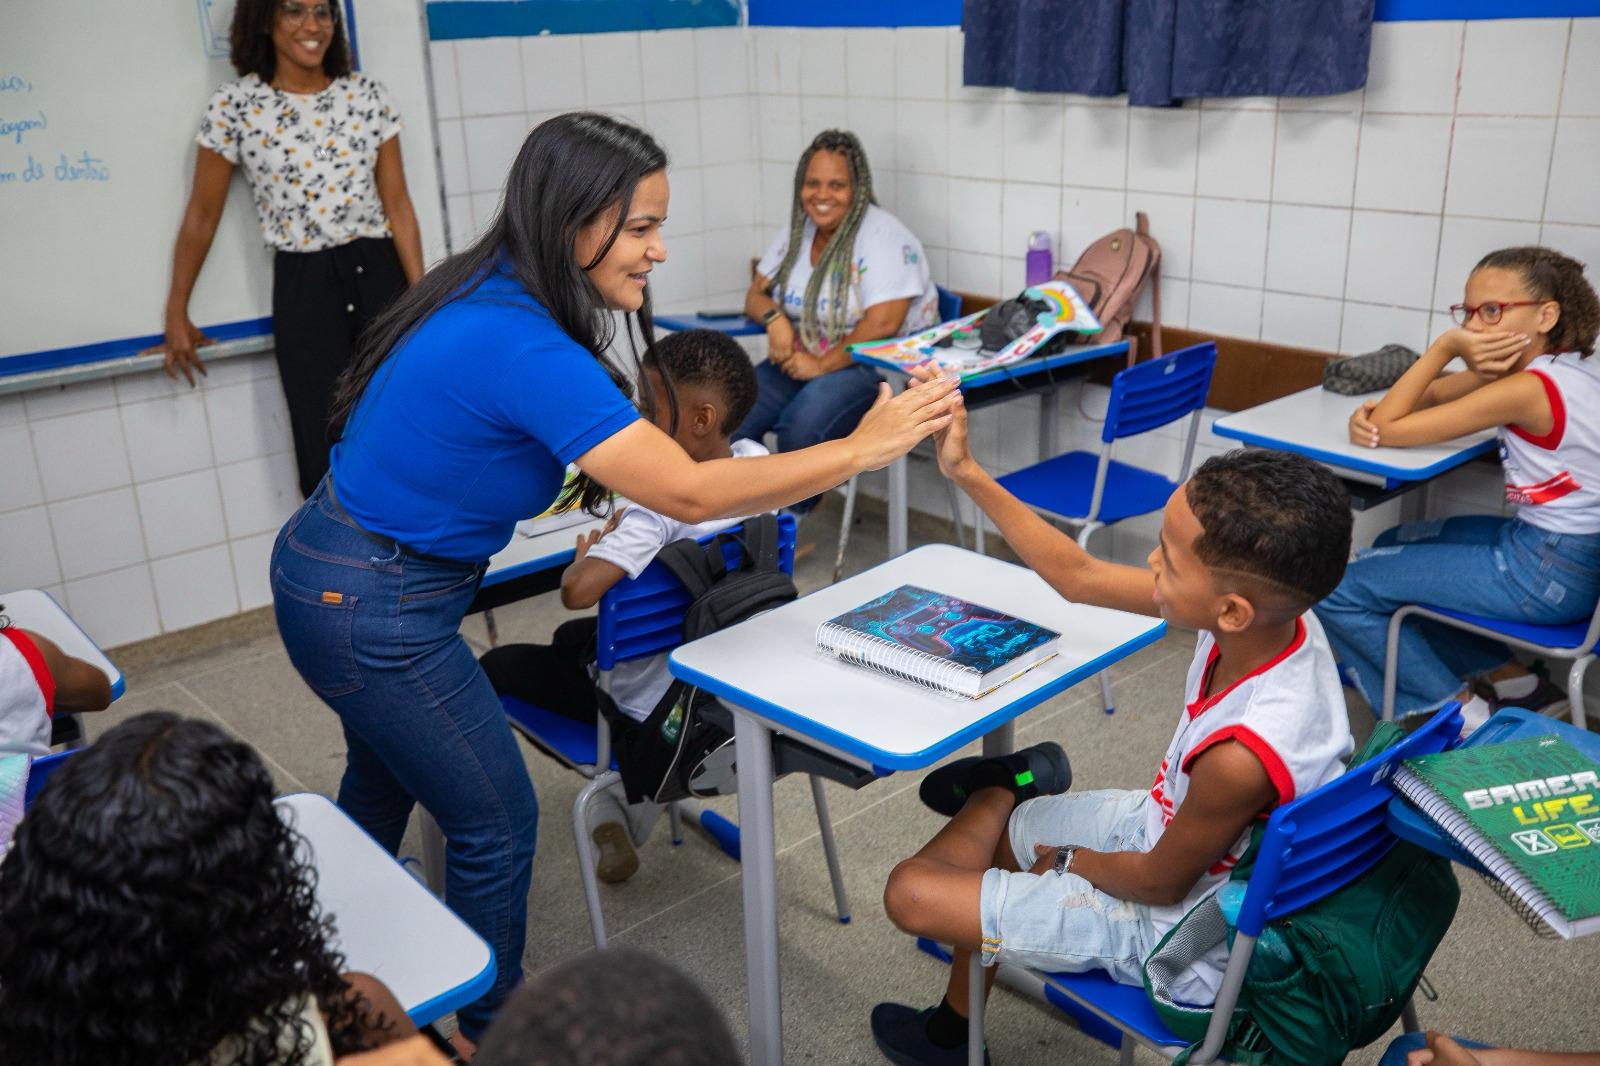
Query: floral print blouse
xmin=197 ymin=73 xmax=402 ymax=253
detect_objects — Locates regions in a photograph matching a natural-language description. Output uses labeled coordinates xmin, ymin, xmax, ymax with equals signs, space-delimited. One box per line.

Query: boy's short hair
xmin=645 ymin=328 xmax=759 ymax=435
xmin=1185 ymin=450 xmax=1352 ymax=610
xmin=473 ymin=945 xmax=741 ymax=1066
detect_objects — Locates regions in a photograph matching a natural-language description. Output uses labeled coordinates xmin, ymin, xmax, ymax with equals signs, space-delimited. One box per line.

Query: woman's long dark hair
xmin=329 ymin=112 xmax=669 ymax=515
xmin=229 ymin=0 xmax=354 ymax=82
xmin=0 ymin=712 xmax=388 ymax=1066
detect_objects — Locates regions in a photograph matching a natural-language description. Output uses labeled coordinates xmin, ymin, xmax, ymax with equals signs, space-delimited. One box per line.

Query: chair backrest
xmin=935 ymin=285 xmax=962 ymax=323
xmin=591 ymin=514 xmax=797 ymax=671
xmin=23 ymin=748 xmax=76 ymax=809
xmin=1099 ymin=341 xmax=1217 ymax=446
xmin=1234 ymin=703 xmax=1461 ymax=939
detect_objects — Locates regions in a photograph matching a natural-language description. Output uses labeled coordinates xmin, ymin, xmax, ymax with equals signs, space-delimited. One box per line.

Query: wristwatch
xmin=1052 ymin=845 xmax=1079 ymax=877
xmin=760 ymin=307 xmax=782 ymax=327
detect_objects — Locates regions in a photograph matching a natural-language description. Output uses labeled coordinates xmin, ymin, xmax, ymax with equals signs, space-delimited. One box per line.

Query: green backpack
xmin=1140 ymin=723 xmax=1460 ymax=1065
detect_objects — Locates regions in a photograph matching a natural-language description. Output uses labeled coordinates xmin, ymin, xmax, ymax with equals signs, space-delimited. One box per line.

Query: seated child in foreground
xmin=871 ymin=403 xmax=1357 ymax=1065
xmin=0 ymin=620 xmax=112 ymax=757
xmin=479 ymin=328 xmax=764 ymax=880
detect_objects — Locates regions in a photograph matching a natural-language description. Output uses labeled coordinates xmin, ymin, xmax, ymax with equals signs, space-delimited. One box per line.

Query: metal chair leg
xmin=944 ymin=477 xmax=967 ymax=549
xmin=1075 ymin=521 xmax=1102 ymax=552
xmin=967 ymin=953 xmax=986 ymax=1066
xmin=1099 ymin=671 xmax=1115 ymax=715
xmin=573 ymin=770 xmax=622 ymax=949
xmin=1119 ymin=1035 xmax=1136 ymax=1065
xmin=419 ymin=808 xmax=447 ymax=898
xmin=833 ymin=475 xmax=859 ymax=583
xmin=1570 ymin=654 xmax=1592 ymax=729
xmin=810 ymin=775 xmax=851 ymax=923
xmin=974 ymin=514 xmax=986 ymax=556
xmin=1400 ymin=995 xmax=1421 ymax=1033
xmin=668 ymin=799 xmax=685 ymax=845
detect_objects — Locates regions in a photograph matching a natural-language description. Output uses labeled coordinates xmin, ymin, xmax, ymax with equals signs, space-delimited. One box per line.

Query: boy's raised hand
xmin=908 ymin=363 xmax=973 ymax=478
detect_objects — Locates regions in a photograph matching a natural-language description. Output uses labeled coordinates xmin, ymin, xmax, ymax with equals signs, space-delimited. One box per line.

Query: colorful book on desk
xmin=848 ymin=280 xmax=1101 ymax=380
xmin=1393 ymin=736 xmax=1600 ymax=939
xmin=815 ymin=585 xmax=1060 ymax=699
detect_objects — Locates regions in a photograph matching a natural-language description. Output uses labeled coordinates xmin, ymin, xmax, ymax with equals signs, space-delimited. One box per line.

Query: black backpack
xmin=609 ymin=514 xmax=797 ymax=805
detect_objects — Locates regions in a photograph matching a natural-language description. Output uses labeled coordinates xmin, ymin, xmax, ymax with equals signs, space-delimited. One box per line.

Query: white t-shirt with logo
xmin=756 ymin=204 xmax=939 ymax=351
xmin=585 ymin=439 xmax=771 ymax=721
xmin=0 ymin=628 xmax=53 ymax=759
xmin=1143 ymin=614 xmax=1353 ymax=1005
xmin=1499 ymin=352 xmax=1600 ymax=535
xmin=197 ymin=73 xmax=402 ymax=252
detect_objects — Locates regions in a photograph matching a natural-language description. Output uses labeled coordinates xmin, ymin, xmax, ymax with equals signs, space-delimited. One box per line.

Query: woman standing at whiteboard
xmin=156 ymin=0 xmax=423 ymax=498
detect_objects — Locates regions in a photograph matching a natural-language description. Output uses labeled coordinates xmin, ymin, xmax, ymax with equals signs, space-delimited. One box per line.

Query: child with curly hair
xmin=0 ymin=711 xmax=417 ymax=1066
xmin=1319 ymin=246 xmax=1600 ymax=731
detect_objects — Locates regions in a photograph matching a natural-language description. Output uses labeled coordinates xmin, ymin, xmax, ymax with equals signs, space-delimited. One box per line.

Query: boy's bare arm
xmin=1039 ymin=742 xmax=1276 ymax=906
xmin=18 ymin=629 xmax=112 ymax=712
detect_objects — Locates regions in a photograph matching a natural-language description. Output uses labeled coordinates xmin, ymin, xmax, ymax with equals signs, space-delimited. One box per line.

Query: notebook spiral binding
xmin=1394 ymin=767 xmax=1565 ymax=940
xmin=815 ymin=622 xmax=976 ymax=700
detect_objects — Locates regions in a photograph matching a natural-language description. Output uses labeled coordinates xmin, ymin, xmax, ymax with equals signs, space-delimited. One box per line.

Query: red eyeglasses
xmin=1449 ymin=300 xmax=1543 ymax=326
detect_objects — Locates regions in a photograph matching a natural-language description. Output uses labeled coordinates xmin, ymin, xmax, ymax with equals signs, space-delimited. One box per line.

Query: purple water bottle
xmin=1025 ymin=230 xmax=1054 ymax=287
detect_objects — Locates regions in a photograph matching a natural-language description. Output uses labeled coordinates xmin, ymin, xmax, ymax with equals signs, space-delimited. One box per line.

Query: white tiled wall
xmin=1 ymin=356 xmax=299 ymax=649
xmin=429 ymin=26 xmax=762 ymax=312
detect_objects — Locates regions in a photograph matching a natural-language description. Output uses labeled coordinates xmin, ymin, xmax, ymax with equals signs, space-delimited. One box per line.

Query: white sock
xmin=1459 ymin=694 xmax=1493 ymax=735
xmin=1492 ymin=673 xmax=1538 ymax=700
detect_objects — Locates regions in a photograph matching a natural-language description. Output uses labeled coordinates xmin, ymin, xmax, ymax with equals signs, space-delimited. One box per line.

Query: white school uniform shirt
xmin=1143 ymin=613 xmax=1353 ymax=1006
xmin=197 ymin=73 xmax=402 ymax=252
xmin=0 ymin=628 xmax=54 ymax=758
xmin=584 ymin=439 xmax=771 ymax=722
xmin=756 ymin=204 xmax=940 ymax=351
xmin=1499 ymin=352 xmax=1600 ymax=535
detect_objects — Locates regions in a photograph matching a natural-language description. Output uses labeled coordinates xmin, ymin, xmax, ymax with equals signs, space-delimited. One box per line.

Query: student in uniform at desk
xmin=0 ymin=712 xmax=418 ymax=1066
xmin=155 ymin=0 xmax=423 ymax=497
xmin=270 ymin=112 xmax=959 ymax=1051
xmin=0 ymin=620 xmax=112 ymax=757
xmin=1318 ymin=247 xmax=1600 ymax=732
xmin=479 ymin=328 xmax=765 ymax=886
xmin=739 ymin=130 xmax=940 ymax=509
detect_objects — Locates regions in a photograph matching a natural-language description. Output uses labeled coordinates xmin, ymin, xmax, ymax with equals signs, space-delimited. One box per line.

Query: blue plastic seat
xmin=969 ymin=703 xmax=1464 ymax=1064
xmin=22 ymin=748 xmax=75 ymax=809
xmin=975 ymin=342 xmax=1217 ymax=713
xmin=493 ymin=516 xmax=852 ymax=948
xmin=1381 ymin=599 xmax=1599 ymax=727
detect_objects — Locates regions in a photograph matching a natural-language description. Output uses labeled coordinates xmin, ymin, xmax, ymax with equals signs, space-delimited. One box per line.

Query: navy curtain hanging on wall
xmin=961 ymin=0 xmax=1374 ymax=106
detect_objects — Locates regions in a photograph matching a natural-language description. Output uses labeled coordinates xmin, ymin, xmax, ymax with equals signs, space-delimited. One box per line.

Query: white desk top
xmin=1211 ymin=385 xmax=1496 ymax=486
xmin=669 ymin=544 xmax=1165 ymax=771
xmin=0 ymin=589 xmax=124 ymax=700
xmin=276 ymin=793 xmax=494 ymax=1024
xmin=483 ymin=517 xmax=606 ymax=588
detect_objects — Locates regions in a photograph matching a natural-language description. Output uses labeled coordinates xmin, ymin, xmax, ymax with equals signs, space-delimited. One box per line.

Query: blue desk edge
xmin=668 ymin=619 xmax=1166 ymax=771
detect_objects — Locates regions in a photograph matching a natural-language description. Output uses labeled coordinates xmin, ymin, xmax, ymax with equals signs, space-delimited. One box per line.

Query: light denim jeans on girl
xmin=1314 ymin=515 xmax=1600 ymax=718
xmin=270 ymin=478 xmax=537 ymax=1040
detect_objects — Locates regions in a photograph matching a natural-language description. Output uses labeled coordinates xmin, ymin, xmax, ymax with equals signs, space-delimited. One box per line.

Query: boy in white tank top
xmin=1321 ymin=246 xmax=1600 ymax=732
xmin=871 ymin=430 xmax=1356 ymax=1063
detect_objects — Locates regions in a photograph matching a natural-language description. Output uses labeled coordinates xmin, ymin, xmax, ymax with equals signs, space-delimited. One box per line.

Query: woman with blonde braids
xmin=740 ymin=130 xmax=939 ymax=508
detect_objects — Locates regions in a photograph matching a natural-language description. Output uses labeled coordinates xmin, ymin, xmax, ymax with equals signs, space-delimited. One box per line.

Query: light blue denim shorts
xmin=978 ymin=787 xmax=1157 ymax=984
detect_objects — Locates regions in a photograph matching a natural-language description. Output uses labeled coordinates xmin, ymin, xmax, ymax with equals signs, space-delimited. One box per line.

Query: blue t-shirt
xmin=329 ymin=264 xmax=639 ymax=562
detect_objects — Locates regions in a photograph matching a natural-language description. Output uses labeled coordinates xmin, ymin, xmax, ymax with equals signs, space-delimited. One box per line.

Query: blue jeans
xmin=1314 ymin=515 xmax=1600 ymax=717
xmin=269 ymin=479 xmax=537 ymax=1039
xmin=736 ymin=360 xmax=883 ymax=512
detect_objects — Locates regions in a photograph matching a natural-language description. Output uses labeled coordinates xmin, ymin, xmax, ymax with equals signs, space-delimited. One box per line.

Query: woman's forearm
xmin=1370 ymin=339 xmax=1454 ymax=427
xmin=165 ymin=212 xmax=219 ymax=317
xmin=389 ymin=197 xmax=424 ymax=284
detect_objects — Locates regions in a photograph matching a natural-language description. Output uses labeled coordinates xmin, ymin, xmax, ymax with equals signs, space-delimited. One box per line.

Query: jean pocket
xmin=272 ymin=567 xmax=365 ymax=698
xmin=398 ymin=563 xmax=483 ymax=604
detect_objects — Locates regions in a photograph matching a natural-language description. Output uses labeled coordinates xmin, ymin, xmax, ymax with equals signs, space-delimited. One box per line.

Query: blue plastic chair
xmin=964 ymin=703 xmax=1463 ymax=1065
xmin=500 ymin=516 xmax=852 ymax=948
xmin=974 ymin=342 xmax=1216 ymax=713
xmin=1381 ymin=599 xmax=1598 ymax=728
xmin=22 ymin=748 xmax=75 ymax=809
xmin=936 ymin=284 xmax=963 ymax=323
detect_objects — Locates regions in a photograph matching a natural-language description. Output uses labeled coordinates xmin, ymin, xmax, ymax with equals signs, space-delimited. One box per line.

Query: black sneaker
xmin=870 ymin=1004 xmax=989 ymax=1066
xmin=918 ymin=742 xmax=1072 ymax=817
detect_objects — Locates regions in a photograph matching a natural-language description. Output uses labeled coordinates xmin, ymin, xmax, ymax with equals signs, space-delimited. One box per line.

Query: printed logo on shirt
xmin=902 ymin=243 xmax=919 ymax=265
xmin=1506 ymin=471 xmax=1580 ymax=506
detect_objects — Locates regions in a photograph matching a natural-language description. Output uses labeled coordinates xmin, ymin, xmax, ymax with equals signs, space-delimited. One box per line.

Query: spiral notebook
xmin=815 ymin=585 xmax=1060 ymax=699
xmin=1393 ymin=735 xmax=1600 ymax=939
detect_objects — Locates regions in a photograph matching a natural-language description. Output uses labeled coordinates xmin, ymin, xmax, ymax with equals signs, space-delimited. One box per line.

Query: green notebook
xmin=1394 ymin=735 xmax=1600 ymax=939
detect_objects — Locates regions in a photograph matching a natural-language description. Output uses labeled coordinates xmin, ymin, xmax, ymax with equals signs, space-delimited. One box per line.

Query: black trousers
xmin=479 ymin=617 xmax=602 ymax=725
xmin=272 ymin=237 xmax=407 ymax=497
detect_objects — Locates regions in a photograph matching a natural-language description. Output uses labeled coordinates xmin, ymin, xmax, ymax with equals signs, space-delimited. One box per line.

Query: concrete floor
xmin=94 ymin=494 xmax=1600 ymax=1063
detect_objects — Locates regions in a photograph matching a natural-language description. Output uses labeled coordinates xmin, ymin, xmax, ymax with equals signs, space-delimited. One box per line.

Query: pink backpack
xmin=1054 ymin=211 xmax=1162 ymax=366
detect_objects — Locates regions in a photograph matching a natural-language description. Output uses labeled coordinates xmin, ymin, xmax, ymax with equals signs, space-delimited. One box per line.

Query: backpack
xmin=1141 ymin=722 xmax=1461 ymax=1065
xmin=608 ymin=514 xmax=798 ymax=805
xmin=1054 ymin=211 xmax=1163 ymax=367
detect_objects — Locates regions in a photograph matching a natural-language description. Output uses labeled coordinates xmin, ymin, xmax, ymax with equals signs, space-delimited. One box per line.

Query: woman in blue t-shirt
xmin=269 ymin=112 xmax=957 ymax=1049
